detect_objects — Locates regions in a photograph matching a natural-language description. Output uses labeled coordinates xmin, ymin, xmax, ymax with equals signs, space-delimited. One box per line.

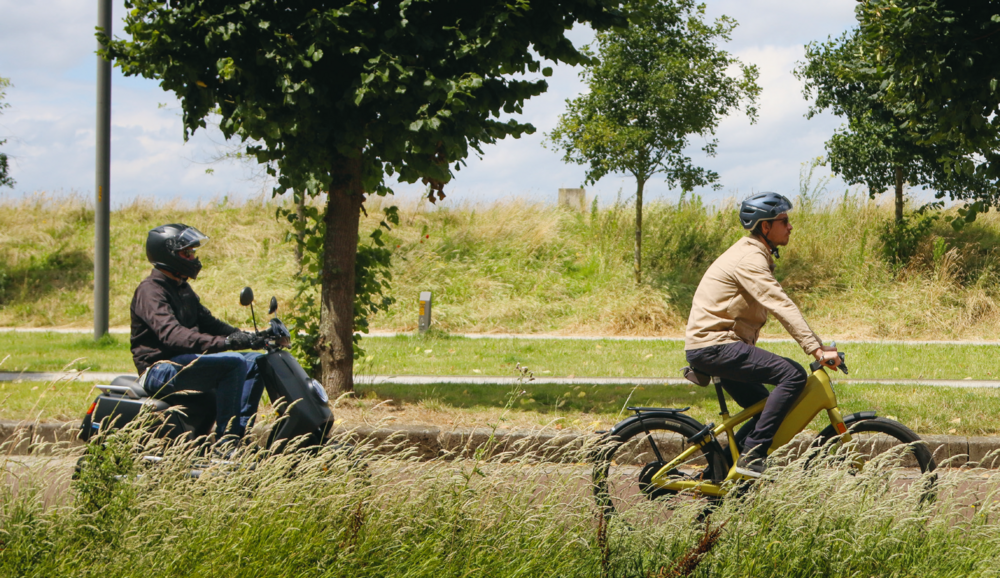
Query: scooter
xmin=79 ymin=287 xmax=335 ymax=452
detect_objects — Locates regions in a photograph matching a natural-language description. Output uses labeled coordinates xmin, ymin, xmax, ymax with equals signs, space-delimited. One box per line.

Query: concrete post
xmin=558 ymin=188 xmax=587 ymax=212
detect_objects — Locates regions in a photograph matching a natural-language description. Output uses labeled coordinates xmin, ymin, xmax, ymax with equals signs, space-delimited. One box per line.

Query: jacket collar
xmin=744 ymin=236 xmax=776 ymax=271
xmin=150 ymin=267 xmax=187 ymax=288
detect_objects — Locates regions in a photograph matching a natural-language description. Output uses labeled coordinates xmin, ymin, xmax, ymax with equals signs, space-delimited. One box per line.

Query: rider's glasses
xmin=177 ymin=248 xmax=198 ymax=260
xmin=772 ymin=216 xmax=790 ymax=226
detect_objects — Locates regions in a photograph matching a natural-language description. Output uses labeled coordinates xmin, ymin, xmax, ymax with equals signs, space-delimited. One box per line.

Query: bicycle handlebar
xmin=809 ymin=352 xmax=848 ymax=375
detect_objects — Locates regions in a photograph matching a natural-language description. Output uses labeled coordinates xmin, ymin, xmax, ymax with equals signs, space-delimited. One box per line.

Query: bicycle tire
xmin=592 ymin=416 xmax=731 ymax=518
xmin=812 ymin=417 xmax=937 ymax=474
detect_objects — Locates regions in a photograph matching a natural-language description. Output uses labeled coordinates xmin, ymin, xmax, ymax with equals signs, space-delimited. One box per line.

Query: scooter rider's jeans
xmin=141 ymin=351 xmax=264 ymax=439
xmin=685 ymin=341 xmax=807 ymax=454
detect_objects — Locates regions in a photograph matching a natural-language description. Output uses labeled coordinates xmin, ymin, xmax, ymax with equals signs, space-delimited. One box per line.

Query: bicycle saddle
xmin=681 ymin=366 xmax=714 ymax=387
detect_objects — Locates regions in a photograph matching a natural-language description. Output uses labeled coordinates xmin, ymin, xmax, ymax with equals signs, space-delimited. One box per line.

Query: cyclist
xmin=684 ymin=192 xmax=840 ymax=477
xmin=130 ymin=223 xmax=264 ymax=447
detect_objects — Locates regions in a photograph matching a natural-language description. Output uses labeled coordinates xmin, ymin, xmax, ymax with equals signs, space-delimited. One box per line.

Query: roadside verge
xmin=2 ymin=419 xmax=997 ymax=468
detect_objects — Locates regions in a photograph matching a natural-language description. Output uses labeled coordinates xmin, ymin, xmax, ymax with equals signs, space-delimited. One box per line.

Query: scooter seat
xmin=110 ymin=375 xmax=149 ymax=398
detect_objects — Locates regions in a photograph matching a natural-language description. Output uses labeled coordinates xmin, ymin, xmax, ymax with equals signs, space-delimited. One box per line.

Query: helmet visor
xmin=174 ymin=227 xmax=208 ymax=250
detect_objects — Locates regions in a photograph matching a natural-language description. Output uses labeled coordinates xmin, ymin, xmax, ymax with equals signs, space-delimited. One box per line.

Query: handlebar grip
xmin=809 ymin=352 xmax=848 ymax=374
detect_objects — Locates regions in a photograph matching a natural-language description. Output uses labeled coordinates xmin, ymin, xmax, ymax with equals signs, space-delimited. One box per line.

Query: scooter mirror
xmin=239 ymin=286 xmax=254 ymax=307
xmin=268 ymin=296 xmax=278 ymax=315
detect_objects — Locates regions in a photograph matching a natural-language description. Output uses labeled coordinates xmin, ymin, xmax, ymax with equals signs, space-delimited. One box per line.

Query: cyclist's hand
xmin=813 ymin=347 xmax=841 ymax=368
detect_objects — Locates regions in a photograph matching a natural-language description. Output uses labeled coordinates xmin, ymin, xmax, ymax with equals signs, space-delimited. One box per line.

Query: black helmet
xmin=739 ymin=192 xmax=793 ymax=231
xmin=146 ymin=224 xmax=208 ymax=279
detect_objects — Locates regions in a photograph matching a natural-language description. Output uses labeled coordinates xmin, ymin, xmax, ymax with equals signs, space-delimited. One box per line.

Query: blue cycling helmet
xmin=739 ymin=192 xmax=793 ymax=231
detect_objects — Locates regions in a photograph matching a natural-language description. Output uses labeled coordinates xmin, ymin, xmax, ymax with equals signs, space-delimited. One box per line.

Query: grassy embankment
xmin=1 ymin=430 xmax=997 ymax=577
xmin=6 ymin=191 xmax=1000 ymax=338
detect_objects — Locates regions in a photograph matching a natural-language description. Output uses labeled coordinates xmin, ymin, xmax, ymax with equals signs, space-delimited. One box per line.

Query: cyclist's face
xmin=764 ymin=213 xmax=792 ymax=245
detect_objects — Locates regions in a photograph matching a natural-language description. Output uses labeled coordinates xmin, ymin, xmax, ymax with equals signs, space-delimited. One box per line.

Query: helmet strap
xmin=758 ymin=223 xmax=781 ymax=259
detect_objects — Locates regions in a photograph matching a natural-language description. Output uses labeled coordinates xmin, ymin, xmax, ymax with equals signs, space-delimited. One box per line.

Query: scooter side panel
xmin=261 ymin=351 xmax=334 ymax=447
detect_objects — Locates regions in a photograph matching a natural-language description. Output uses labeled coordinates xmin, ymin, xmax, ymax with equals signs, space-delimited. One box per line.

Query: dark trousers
xmin=142 ymin=352 xmax=264 ymax=439
xmin=686 ymin=341 xmax=807 ymax=453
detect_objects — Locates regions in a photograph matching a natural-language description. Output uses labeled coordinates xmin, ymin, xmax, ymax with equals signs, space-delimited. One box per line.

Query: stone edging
xmin=2 ymin=419 xmax=1000 ymax=469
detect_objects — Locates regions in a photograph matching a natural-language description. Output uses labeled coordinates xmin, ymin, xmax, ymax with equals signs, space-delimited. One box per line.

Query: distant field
xmin=6 ymin=192 xmax=1000 ymax=340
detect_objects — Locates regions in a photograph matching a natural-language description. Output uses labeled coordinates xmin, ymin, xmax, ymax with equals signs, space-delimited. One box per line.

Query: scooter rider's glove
xmin=225 ymin=331 xmax=255 ymax=350
xmin=249 ymin=333 xmax=267 ymax=350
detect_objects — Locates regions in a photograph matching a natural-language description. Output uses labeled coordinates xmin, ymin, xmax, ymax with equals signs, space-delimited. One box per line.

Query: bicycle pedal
xmin=686 ymin=422 xmax=716 ymax=445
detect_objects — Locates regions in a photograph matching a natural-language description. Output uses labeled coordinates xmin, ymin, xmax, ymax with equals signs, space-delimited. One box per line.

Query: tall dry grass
xmin=2 ymin=426 xmax=999 ymax=577
xmin=4 ymin=191 xmax=1000 ymax=339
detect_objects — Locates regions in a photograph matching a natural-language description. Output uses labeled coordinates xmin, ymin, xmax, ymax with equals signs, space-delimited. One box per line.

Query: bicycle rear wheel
xmin=592 ymin=416 xmax=731 ymax=518
xmin=813 ymin=417 xmax=936 ymax=473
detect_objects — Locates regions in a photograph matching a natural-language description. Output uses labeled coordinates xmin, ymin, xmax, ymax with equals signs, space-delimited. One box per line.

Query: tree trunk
xmin=634 ymin=178 xmax=645 ymax=284
xmin=894 ymin=166 xmax=904 ymax=223
xmin=319 ymin=154 xmax=364 ymax=396
xmin=294 ymin=191 xmax=306 ymax=264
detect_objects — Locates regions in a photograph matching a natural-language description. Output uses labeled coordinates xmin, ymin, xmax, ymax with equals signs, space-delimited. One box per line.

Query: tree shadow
xmin=0 ymin=249 xmax=93 ymax=306
xmin=358 ymin=382 xmax=717 ymax=419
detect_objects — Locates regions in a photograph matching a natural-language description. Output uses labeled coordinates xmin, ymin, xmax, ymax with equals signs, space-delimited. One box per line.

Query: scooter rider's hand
xmin=225 ymin=330 xmax=255 ymax=350
xmin=812 ymin=344 xmax=841 ymax=368
xmin=249 ymin=333 xmax=267 ymax=350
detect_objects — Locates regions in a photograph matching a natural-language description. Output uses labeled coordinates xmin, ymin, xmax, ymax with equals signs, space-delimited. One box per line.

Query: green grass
xmin=2 ymin=428 xmax=998 ymax=577
xmin=4 ymin=332 xmax=1000 ymax=434
xmin=3 ymin=331 xmax=1000 ymax=381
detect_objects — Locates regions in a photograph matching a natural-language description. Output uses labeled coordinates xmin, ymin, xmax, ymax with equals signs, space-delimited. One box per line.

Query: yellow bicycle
xmin=593 ymin=350 xmax=936 ymax=516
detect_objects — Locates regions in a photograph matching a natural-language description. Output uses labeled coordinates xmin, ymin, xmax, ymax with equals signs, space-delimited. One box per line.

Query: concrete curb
xmin=3 ymin=419 xmax=999 ymax=468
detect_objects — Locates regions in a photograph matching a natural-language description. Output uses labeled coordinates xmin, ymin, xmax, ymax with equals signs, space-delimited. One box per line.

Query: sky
xmin=0 ymin=1 xmax=863 ymax=208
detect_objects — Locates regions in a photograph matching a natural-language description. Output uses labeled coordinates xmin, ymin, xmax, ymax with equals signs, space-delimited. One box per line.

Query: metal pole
xmin=94 ymin=0 xmax=112 ymax=339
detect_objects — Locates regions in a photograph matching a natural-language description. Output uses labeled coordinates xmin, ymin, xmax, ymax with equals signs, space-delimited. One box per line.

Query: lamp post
xmin=94 ymin=0 xmax=112 ymax=339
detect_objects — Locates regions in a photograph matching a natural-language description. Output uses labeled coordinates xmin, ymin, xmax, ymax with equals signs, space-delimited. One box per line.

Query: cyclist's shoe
xmin=735 ymin=446 xmax=767 ymax=478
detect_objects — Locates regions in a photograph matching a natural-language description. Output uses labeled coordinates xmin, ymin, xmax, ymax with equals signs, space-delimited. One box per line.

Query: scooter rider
xmin=684 ymin=192 xmax=841 ymax=478
xmin=131 ymin=223 xmax=265 ymax=445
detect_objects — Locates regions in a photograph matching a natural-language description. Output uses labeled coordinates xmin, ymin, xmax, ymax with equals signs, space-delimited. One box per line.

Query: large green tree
xmin=856 ymin=1 xmax=1000 ymax=198
xmin=105 ymin=0 xmax=628 ymax=394
xmin=796 ymin=31 xmax=991 ymax=224
xmin=0 ymin=76 xmax=13 ymax=189
xmin=547 ymin=0 xmax=758 ymax=283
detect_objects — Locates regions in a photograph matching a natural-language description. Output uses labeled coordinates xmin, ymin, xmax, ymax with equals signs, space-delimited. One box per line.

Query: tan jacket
xmin=685 ymin=237 xmax=822 ymax=355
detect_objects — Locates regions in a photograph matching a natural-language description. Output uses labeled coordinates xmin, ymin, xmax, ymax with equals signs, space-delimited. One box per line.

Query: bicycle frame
xmin=648 ymin=365 xmax=851 ymax=497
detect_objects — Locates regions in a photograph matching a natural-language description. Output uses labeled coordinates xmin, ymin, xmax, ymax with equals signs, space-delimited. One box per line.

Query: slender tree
xmin=855 ymin=0 xmax=1000 ymax=218
xmin=547 ymin=0 xmax=759 ymax=283
xmin=104 ymin=0 xmax=628 ymax=394
xmin=796 ymin=31 xmax=991 ymax=224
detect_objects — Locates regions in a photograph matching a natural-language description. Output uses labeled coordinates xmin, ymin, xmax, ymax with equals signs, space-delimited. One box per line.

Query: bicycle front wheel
xmin=813 ymin=417 xmax=936 ymax=473
xmin=592 ymin=416 xmax=731 ymax=518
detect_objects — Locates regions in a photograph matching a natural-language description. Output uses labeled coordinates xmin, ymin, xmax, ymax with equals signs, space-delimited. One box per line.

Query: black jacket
xmin=130 ymin=268 xmax=238 ymax=374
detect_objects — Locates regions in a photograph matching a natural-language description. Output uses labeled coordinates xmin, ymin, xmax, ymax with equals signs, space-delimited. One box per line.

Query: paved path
xmin=4 ymin=370 xmax=1000 ymax=389
xmin=4 ymin=326 xmax=1000 ymax=345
